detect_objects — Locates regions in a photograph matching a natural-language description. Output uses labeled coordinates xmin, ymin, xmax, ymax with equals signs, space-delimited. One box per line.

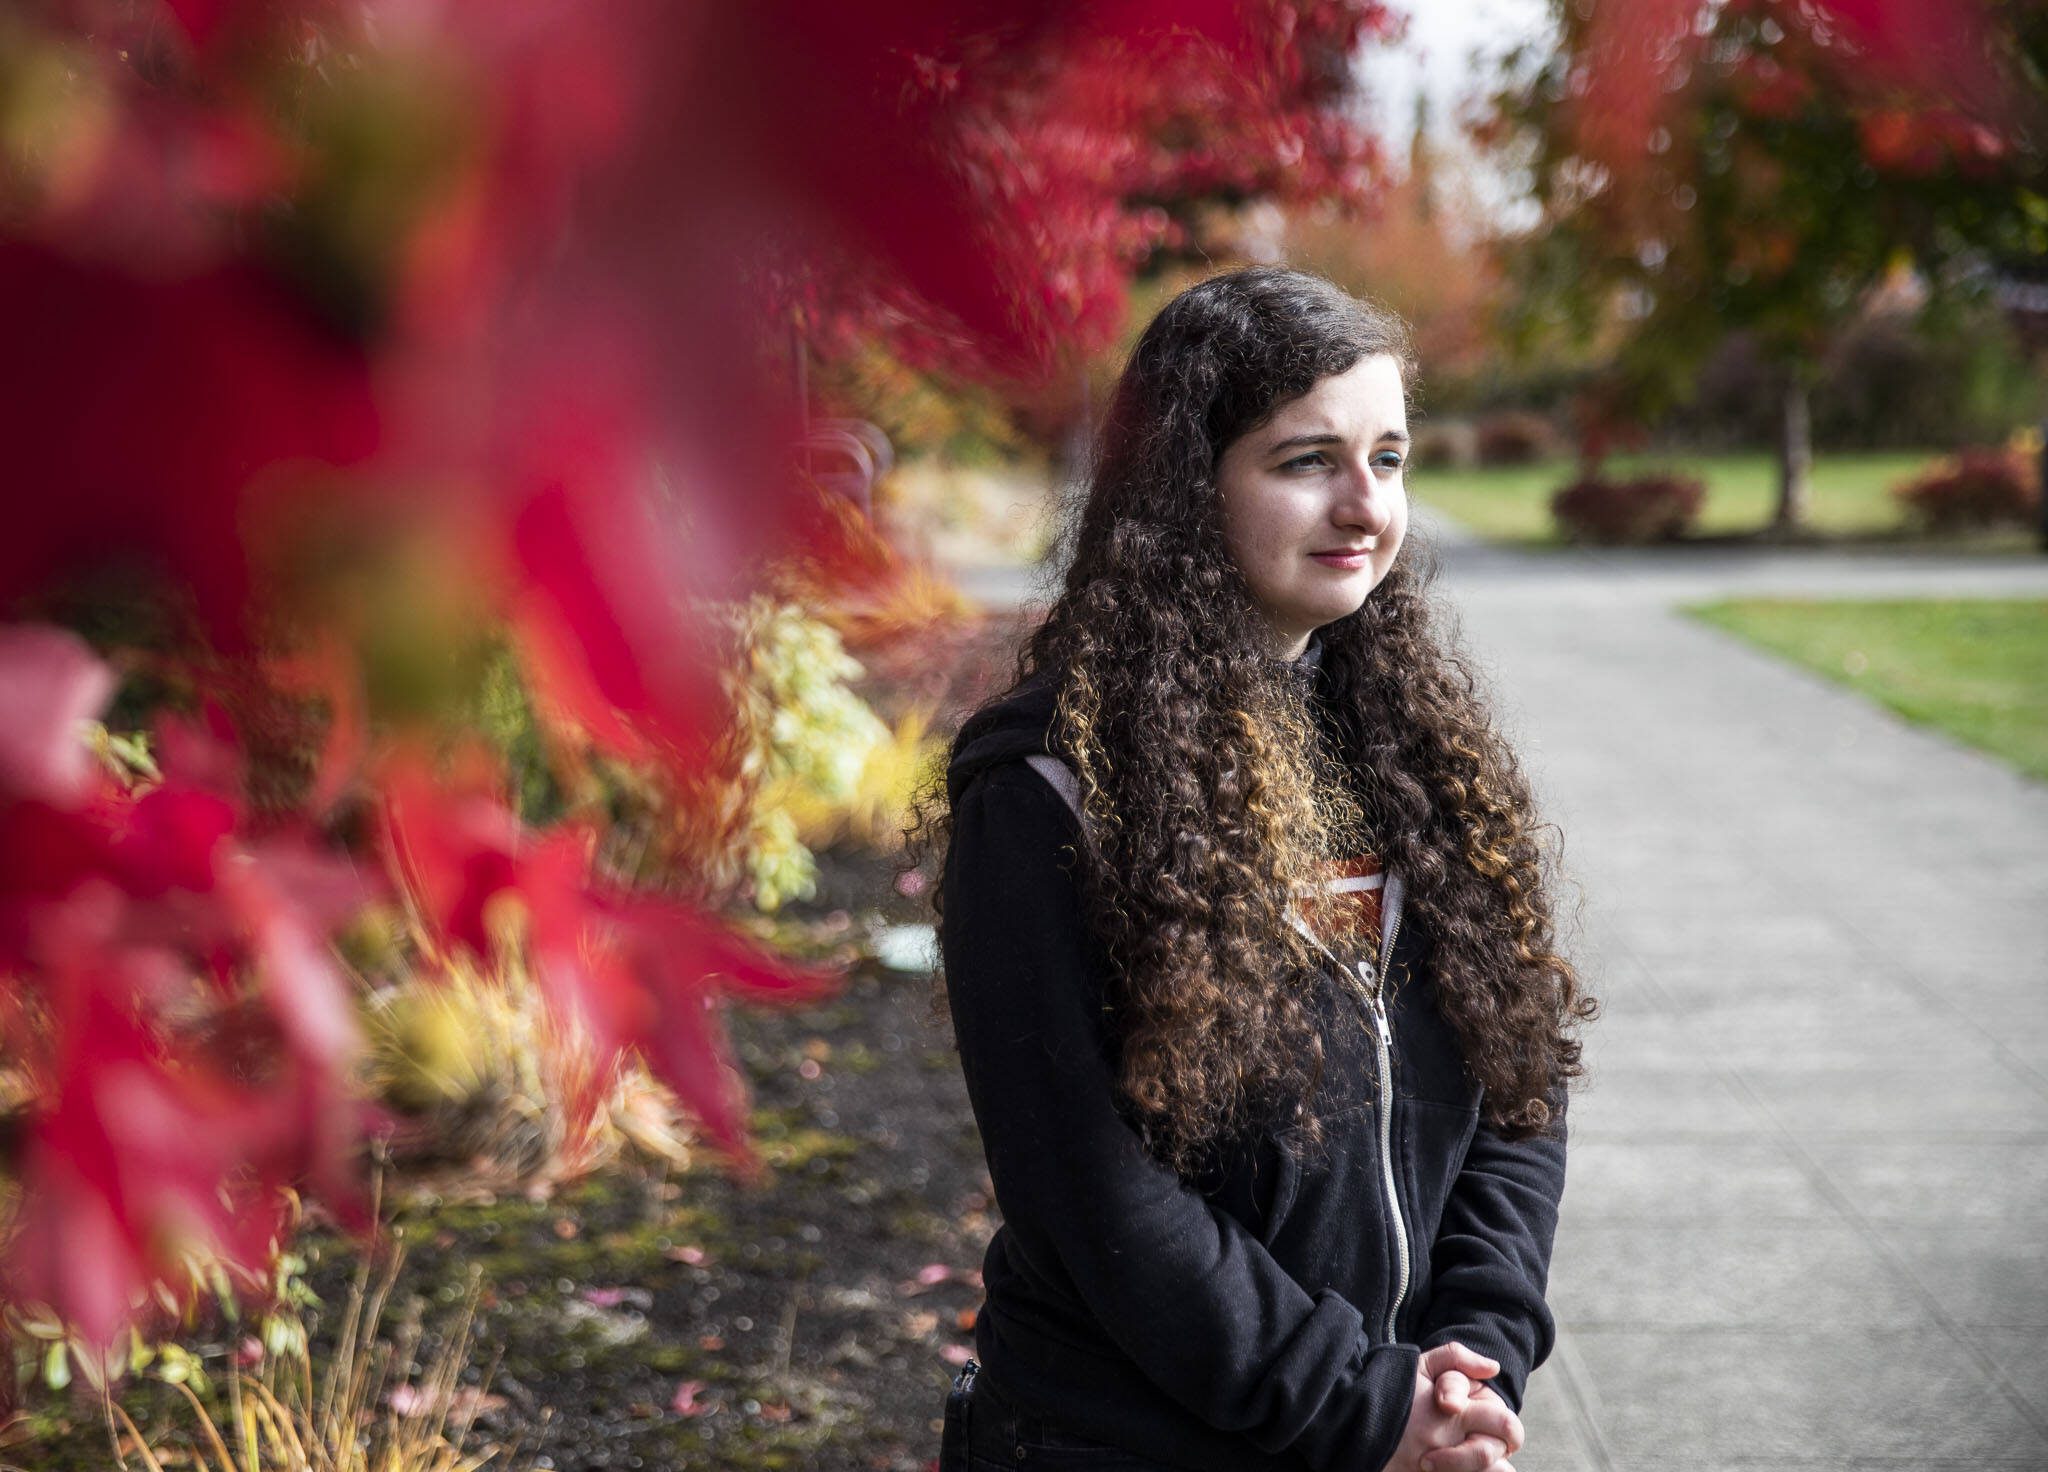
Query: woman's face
xmin=1214 ymin=353 xmax=1409 ymax=660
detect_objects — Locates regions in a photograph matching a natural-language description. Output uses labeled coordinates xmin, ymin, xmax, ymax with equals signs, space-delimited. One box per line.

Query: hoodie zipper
xmin=1287 ymin=873 xmax=1410 ymax=1342
xmin=1367 ymin=879 xmax=1408 ymax=1341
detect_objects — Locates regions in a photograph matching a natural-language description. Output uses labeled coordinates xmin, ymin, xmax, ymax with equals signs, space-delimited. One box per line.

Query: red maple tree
xmin=0 ymin=0 xmax=1404 ymax=1355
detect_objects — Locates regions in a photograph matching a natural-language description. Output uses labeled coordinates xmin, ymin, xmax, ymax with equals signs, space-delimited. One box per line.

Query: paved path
xmin=1423 ymin=513 xmax=2048 ymax=1472
xmin=957 ymin=513 xmax=2048 ymax=1471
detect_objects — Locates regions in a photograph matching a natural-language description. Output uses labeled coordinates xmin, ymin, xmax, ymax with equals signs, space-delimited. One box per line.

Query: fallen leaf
xmin=580 ymin=1286 xmax=652 ymax=1309
xmin=390 ymin=1384 xmax=507 ymax=1418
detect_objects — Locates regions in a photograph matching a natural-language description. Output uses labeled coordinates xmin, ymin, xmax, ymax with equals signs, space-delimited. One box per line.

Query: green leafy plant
xmin=106 ymin=1246 xmax=525 ymax=1472
xmin=4 ymin=1224 xmax=318 ymax=1412
xmin=725 ymin=598 xmax=892 ymax=910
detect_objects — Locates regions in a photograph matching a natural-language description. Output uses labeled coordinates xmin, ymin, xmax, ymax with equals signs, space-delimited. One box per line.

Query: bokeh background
xmin=0 ymin=1 xmax=2042 ymax=1468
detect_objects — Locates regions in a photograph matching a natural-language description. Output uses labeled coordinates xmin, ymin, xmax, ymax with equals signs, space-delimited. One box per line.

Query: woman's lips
xmin=1308 ymin=549 xmax=1372 ymax=569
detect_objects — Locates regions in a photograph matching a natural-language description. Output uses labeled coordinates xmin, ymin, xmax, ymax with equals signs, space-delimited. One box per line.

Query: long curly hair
xmin=912 ymin=266 xmax=1595 ymax=1176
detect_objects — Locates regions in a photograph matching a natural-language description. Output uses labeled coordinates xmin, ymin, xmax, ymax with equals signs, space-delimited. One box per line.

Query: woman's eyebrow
xmin=1266 ymin=428 xmax=1410 ymax=454
xmin=1268 ymin=432 xmax=1341 ymax=454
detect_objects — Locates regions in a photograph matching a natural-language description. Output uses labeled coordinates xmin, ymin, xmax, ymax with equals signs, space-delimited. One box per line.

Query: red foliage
xmin=1550 ymin=473 xmax=1706 ymax=544
xmin=0 ymin=245 xmax=382 ymax=650
xmin=0 ymin=0 xmax=1395 ymax=1348
xmin=377 ymin=749 xmax=836 ymax=1172
xmin=0 ymin=628 xmax=115 ymax=806
xmin=1567 ymin=0 xmax=2026 ymax=184
xmin=1562 ymin=382 xmax=1653 ymax=470
xmin=1474 ymin=411 xmax=1563 ymax=467
xmin=781 ymin=0 xmax=1400 ymax=372
xmin=1892 ymin=448 xmax=2041 ymax=532
xmin=11 ymin=990 xmax=296 ymax=1352
xmin=1857 ymin=106 xmax=2012 ymax=176
xmin=497 ymin=410 xmax=724 ymax=765
xmin=0 ymin=631 xmax=373 ymax=1347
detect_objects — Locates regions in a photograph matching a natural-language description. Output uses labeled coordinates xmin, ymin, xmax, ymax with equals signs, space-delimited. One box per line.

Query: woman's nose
xmin=1335 ymin=463 xmax=1392 ymax=538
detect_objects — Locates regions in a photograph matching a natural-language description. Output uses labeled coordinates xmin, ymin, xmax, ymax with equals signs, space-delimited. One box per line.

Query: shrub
xmin=777 ymin=704 xmax=942 ymax=852
xmin=1892 ymin=448 xmax=2041 ymax=533
xmin=1474 ymin=410 xmax=1562 ymax=466
xmin=1410 ymin=420 xmax=1478 ymax=470
xmin=1550 ymin=472 xmax=1706 ymax=545
xmin=364 ymin=961 xmax=696 ymax=1188
xmin=723 ymin=597 xmax=893 ymax=910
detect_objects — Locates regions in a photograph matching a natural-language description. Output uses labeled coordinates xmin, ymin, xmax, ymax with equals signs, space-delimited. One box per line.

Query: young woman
xmin=917 ymin=267 xmax=1593 ymax=1472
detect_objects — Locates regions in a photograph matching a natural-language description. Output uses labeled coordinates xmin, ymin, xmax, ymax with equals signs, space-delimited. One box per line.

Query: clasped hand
xmin=1384 ymin=1342 xmax=1525 ymax=1472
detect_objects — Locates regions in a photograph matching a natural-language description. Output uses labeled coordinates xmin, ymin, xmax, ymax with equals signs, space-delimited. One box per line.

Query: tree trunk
xmin=1773 ymin=374 xmax=1812 ymax=535
xmin=2038 ymin=414 xmax=2048 ymax=554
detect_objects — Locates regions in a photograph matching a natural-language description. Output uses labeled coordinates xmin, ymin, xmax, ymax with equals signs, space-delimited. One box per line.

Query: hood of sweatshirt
xmin=945 ymin=668 xmax=1061 ymax=805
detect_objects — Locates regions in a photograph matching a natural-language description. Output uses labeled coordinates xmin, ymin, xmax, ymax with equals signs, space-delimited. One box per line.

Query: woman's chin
xmin=1299 ymin=591 xmax=1373 ymax=628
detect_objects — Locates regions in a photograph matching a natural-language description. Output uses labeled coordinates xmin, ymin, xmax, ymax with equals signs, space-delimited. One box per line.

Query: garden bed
xmin=19 ymin=610 xmax=1040 ymax=1472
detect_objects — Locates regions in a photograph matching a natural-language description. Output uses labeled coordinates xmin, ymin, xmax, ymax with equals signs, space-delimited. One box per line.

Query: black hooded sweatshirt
xmin=938 ymin=638 xmax=1566 ymax=1472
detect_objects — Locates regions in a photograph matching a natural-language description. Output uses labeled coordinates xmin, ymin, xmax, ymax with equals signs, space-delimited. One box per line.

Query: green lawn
xmin=1415 ymin=449 xmax=2032 ymax=548
xmin=1684 ymin=598 xmax=2048 ymax=781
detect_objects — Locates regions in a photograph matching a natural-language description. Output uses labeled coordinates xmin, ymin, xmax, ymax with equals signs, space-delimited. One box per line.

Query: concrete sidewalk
xmin=1423 ymin=516 xmax=2048 ymax=1471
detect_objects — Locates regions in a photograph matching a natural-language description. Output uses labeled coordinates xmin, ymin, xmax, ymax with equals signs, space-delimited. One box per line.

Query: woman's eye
xmin=1372 ymin=451 xmax=1405 ymax=472
xmin=1281 ymin=452 xmax=1330 ymax=472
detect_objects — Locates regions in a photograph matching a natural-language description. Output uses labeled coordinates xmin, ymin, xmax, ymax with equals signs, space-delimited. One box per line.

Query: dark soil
xmin=329 ymin=935 xmax=993 ymax=1472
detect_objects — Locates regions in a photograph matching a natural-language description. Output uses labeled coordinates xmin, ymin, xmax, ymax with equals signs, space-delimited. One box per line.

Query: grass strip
xmin=1684 ymin=597 xmax=2048 ymax=781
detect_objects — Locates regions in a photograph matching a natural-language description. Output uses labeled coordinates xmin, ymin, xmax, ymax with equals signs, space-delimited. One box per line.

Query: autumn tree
xmin=1490 ymin=0 xmax=2048 ymax=530
xmin=794 ymin=0 xmax=1407 ymax=458
xmin=1287 ymin=100 xmax=1510 ymax=401
xmin=0 ymin=0 xmax=1406 ymax=1360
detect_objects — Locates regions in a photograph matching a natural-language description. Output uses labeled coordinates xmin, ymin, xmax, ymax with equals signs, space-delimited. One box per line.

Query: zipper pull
xmin=1356 ymin=962 xmax=1393 ymax=1048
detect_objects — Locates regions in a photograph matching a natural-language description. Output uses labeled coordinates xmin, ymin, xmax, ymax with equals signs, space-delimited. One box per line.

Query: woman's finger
xmin=1434 ymin=1369 xmax=1473 ymax=1412
xmin=1418 ymin=1434 xmax=1506 ymax=1472
xmin=1460 ymin=1395 xmax=1525 ymax=1455
xmin=1419 ymin=1342 xmax=1501 ymax=1382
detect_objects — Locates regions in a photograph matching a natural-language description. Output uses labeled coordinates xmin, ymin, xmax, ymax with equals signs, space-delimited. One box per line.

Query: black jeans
xmin=941 ymin=1357 xmax=1189 ymax=1470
